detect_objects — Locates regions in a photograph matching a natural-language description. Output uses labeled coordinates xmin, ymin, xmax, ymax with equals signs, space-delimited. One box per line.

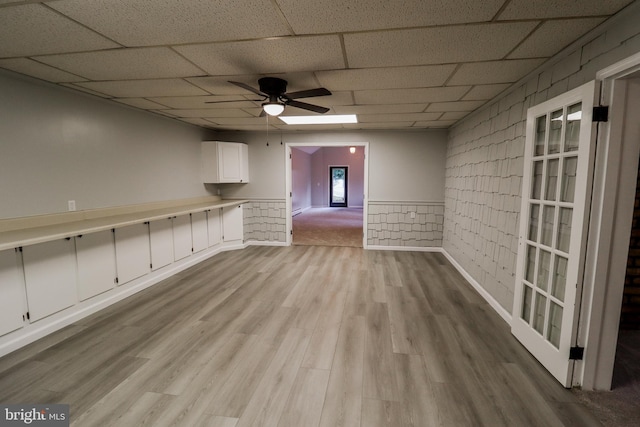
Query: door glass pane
xmin=564 ymin=102 xmax=582 ymax=152
xmin=522 ymin=285 xmax=533 ymax=323
xmin=532 ymin=161 xmax=543 ymax=200
xmin=330 ymin=167 xmax=346 ymax=206
xmin=525 ymin=245 xmax=536 ymax=284
xmin=541 ymin=206 xmax=555 ymax=247
xmin=535 ymin=115 xmax=546 ymax=156
xmin=545 ymin=159 xmax=559 ymax=201
xmin=533 ymin=293 xmax=547 ymax=335
xmin=561 ymin=157 xmax=578 ymax=203
xmin=552 ymin=255 xmax=568 ymax=302
xmin=547 ymin=302 xmax=563 ymax=348
xmin=548 ymin=109 xmax=563 ymax=154
xmin=537 ymin=249 xmax=551 ymax=291
xmin=528 ymin=204 xmax=540 ymax=242
xmin=557 ymin=208 xmax=573 ymax=253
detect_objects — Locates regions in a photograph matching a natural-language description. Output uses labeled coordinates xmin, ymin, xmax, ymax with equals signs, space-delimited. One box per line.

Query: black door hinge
xmin=569 ymin=346 xmax=584 ymax=360
xmin=592 ymin=106 xmax=609 ymax=122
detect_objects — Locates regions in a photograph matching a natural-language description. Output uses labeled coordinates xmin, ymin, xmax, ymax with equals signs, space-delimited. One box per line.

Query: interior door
xmin=512 ymin=81 xmax=598 ymax=387
xmin=330 ymin=166 xmax=348 ymax=207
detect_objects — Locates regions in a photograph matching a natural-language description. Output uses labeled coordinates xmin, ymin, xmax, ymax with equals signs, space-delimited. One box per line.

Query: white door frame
xmin=578 ymin=52 xmax=640 ymax=390
xmin=285 ymin=142 xmax=369 ymax=248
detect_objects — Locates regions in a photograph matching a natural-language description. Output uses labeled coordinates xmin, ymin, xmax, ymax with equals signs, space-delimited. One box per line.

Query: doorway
xmin=285 ymin=142 xmax=369 ymax=248
xmin=329 ymin=166 xmax=348 ymax=207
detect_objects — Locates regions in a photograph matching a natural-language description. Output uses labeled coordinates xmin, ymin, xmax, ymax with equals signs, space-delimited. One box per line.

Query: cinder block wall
xmin=444 ymin=2 xmax=640 ymax=313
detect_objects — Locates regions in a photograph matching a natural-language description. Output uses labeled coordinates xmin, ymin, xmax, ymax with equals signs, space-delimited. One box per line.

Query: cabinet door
xmin=149 ymin=218 xmax=174 ymax=270
xmin=218 ymin=142 xmax=242 ymax=182
xmin=0 ymin=249 xmax=25 ymax=336
xmin=240 ymin=143 xmax=250 ymax=183
xmin=76 ymin=231 xmax=117 ymax=301
xmin=223 ymin=204 xmax=244 ymax=242
xmin=207 ymin=209 xmax=222 ymax=247
xmin=173 ymin=214 xmax=192 ymax=261
xmin=23 ymin=239 xmax=77 ymax=322
xmin=114 ymin=223 xmax=150 ymax=285
xmin=191 ymin=211 xmax=208 ymax=253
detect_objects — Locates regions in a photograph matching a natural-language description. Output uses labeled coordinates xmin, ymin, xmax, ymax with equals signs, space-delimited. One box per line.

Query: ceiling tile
xmin=508 ymin=18 xmax=606 ymax=59
xmin=295 ymin=91 xmax=353 ymax=107
xmin=358 ymin=112 xmax=442 ymax=123
xmin=277 ymin=0 xmax=505 ymax=34
xmin=426 ymin=100 xmax=486 ymax=112
xmin=413 ymin=120 xmax=458 ymax=128
xmin=217 ymin=124 xmax=278 ymax=131
xmin=316 ymin=65 xmax=457 ymax=91
xmin=0 ymin=4 xmax=119 ymax=57
xmin=146 ymin=95 xmax=258 ymax=109
xmin=447 ymin=59 xmax=546 ymax=86
xmin=74 ymin=79 xmax=209 ymax=97
xmin=164 ymin=109 xmax=253 ymax=118
xmin=179 ymin=118 xmax=218 ymax=127
xmin=461 ymin=84 xmax=512 ymax=100
xmin=35 ymin=47 xmax=205 ymax=80
xmin=186 ymin=73 xmax=322 ymax=96
xmin=112 ymin=98 xmax=168 ymax=109
xmin=209 ymin=117 xmax=272 ymax=126
xmin=497 ymin=0 xmax=634 ymax=20
xmin=175 ymin=36 xmax=345 ymax=76
xmin=333 ymin=104 xmax=427 ymax=115
xmin=440 ymin=111 xmax=470 ymax=120
xmin=274 ymin=123 xmax=346 ymax=131
xmin=344 ymin=22 xmax=538 ymax=68
xmin=59 ymin=83 xmax=112 ymax=98
xmin=48 ymin=0 xmax=291 ymax=46
xmin=0 ymin=58 xmax=86 ymax=83
xmin=355 ymin=86 xmax=470 ymax=104
xmin=343 ymin=122 xmax=418 ymax=130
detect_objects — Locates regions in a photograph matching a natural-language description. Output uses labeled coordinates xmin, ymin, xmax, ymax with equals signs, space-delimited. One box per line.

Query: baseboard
xmin=367 ymin=245 xmax=443 ymax=252
xmin=245 ymin=240 xmax=288 ymax=247
xmin=441 ymin=249 xmax=513 ymax=324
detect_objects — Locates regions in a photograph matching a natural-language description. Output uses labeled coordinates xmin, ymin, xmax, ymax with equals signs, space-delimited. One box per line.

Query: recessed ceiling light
xmin=279 ymin=114 xmax=358 ymax=125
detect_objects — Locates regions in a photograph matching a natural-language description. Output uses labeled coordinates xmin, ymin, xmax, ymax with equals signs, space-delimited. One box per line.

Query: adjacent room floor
xmin=0 ymin=245 xmax=603 ymax=426
xmin=292 ymin=207 xmax=363 ymax=247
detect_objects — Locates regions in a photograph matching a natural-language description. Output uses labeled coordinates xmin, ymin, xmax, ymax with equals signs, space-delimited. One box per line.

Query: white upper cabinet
xmin=202 ymin=141 xmax=249 ymax=183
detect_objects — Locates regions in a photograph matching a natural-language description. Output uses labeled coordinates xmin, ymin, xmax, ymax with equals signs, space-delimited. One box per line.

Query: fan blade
xmin=285 ymin=87 xmax=331 ymax=99
xmin=204 ymin=99 xmax=262 ymax=104
xmin=229 ymin=81 xmax=265 ymax=96
xmin=287 ymin=100 xmax=330 ymax=114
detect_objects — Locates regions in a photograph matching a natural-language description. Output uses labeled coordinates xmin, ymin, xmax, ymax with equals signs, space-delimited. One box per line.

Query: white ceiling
xmin=0 ymin=0 xmax=634 ymax=131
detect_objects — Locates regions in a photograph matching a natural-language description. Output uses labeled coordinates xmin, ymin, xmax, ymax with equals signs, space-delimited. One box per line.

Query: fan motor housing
xmin=258 ymin=77 xmax=287 ymax=96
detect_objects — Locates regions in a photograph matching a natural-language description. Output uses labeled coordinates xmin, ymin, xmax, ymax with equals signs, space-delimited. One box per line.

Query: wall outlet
xmin=68 ymin=200 xmax=76 ymax=211
xmin=410 ymin=211 xmax=416 ymax=219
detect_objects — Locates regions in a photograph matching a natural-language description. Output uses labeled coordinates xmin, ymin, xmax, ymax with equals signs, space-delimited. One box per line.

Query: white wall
xmin=0 ymin=69 xmax=215 ymax=219
xmin=216 ymin=130 xmax=448 ymax=203
xmin=291 ymin=148 xmax=312 ymax=212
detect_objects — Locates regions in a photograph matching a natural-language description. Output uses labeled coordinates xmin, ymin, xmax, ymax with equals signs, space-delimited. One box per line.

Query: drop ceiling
xmin=0 ymin=0 xmax=634 ymax=131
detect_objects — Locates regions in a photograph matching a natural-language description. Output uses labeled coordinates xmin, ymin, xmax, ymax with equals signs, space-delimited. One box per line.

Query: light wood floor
xmin=0 ymin=246 xmax=602 ymax=426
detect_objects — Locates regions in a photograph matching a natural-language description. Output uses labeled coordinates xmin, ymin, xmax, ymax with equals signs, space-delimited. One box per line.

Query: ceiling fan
xmin=205 ymin=77 xmax=331 ymax=116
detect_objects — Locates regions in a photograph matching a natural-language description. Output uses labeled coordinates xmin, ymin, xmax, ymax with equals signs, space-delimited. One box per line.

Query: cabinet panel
xmin=223 ymin=204 xmax=244 ymax=242
xmin=23 ymin=239 xmax=77 ymax=322
xmin=207 ymin=209 xmax=222 ymax=247
xmin=202 ymin=141 xmax=249 ymax=183
xmin=219 ymin=142 xmax=242 ymax=182
xmin=114 ymin=223 xmax=150 ymax=285
xmin=191 ymin=211 xmax=208 ymax=253
xmin=0 ymin=249 xmax=25 ymax=336
xmin=76 ymin=230 xmax=117 ymax=301
xmin=173 ymin=214 xmax=192 ymax=261
xmin=149 ymin=218 xmax=174 ymax=271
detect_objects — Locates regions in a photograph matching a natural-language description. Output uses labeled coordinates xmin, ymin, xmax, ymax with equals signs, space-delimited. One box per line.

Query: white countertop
xmin=0 ymin=200 xmax=248 ymax=251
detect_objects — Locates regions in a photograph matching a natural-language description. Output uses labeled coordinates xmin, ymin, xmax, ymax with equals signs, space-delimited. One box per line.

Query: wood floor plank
xmin=277 ymin=367 xmax=330 ymax=427
xmin=0 ymin=246 xmax=607 ymax=427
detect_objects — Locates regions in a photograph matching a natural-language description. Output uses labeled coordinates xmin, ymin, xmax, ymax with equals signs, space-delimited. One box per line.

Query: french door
xmin=330 ymin=166 xmax=348 ymax=207
xmin=512 ymin=81 xmax=598 ymax=387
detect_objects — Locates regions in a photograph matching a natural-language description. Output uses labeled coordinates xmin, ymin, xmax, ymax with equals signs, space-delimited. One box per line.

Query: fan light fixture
xmin=263 ymin=102 xmax=285 ymax=116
